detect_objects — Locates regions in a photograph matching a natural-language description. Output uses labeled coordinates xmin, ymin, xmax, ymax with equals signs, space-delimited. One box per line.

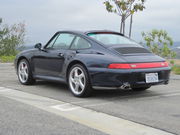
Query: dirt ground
xmin=174 ymin=59 xmax=180 ymax=65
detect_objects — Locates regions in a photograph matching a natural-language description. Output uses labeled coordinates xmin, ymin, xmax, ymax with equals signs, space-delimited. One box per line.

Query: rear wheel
xmin=132 ymin=86 xmax=151 ymax=91
xmin=68 ymin=64 xmax=92 ymax=97
xmin=17 ymin=59 xmax=35 ymax=85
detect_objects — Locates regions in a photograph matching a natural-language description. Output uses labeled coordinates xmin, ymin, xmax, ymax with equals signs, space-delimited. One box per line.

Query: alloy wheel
xmin=69 ymin=67 xmax=86 ymax=95
xmin=18 ymin=61 xmax=29 ymax=83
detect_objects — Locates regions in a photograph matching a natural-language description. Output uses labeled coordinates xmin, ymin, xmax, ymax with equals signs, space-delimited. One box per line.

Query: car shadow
xmin=91 ymin=89 xmax=158 ymax=100
xmin=35 ymin=80 xmax=68 ymax=89
xmin=34 ymin=80 xmax=161 ymax=101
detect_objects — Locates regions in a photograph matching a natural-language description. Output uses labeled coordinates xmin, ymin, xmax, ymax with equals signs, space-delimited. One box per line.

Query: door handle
xmin=58 ymin=53 xmax=64 ymax=57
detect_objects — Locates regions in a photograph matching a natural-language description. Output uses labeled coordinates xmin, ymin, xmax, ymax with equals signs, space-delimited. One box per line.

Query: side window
xmin=46 ymin=35 xmax=58 ymax=49
xmin=71 ymin=36 xmax=91 ymax=49
xmin=53 ymin=33 xmax=75 ymax=49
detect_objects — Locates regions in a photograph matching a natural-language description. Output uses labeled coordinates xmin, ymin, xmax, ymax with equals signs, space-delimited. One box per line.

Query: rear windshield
xmin=87 ymin=33 xmax=139 ymax=46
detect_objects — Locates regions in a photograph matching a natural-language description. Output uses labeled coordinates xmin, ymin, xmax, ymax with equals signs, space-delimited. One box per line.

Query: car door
xmin=32 ymin=33 xmax=75 ymax=77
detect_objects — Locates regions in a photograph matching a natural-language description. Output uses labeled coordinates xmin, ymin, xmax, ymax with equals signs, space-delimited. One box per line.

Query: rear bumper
xmin=88 ymin=67 xmax=171 ymax=88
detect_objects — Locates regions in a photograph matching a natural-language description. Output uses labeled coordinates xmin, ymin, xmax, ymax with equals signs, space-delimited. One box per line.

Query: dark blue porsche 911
xmin=15 ymin=30 xmax=171 ymax=97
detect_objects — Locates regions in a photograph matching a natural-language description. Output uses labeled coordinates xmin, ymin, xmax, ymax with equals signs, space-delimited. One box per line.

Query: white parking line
xmin=51 ymin=102 xmax=111 ymax=111
xmin=162 ymin=93 xmax=180 ymax=97
xmin=0 ymin=88 xmax=12 ymax=92
xmin=52 ymin=104 xmax=81 ymax=111
xmin=0 ymin=87 xmax=5 ymax=89
xmin=0 ymin=86 xmax=174 ymax=135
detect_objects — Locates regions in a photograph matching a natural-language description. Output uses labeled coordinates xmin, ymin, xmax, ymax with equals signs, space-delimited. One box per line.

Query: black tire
xmin=132 ymin=86 xmax=151 ymax=91
xmin=17 ymin=59 xmax=35 ymax=85
xmin=68 ymin=64 xmax=92 ymax=97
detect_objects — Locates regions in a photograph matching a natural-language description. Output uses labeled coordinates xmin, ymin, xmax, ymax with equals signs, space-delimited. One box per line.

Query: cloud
xmin=0 ymin=0 xmax=179 ymax=44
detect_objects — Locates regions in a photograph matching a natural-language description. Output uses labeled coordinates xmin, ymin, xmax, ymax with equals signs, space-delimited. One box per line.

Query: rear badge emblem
xmin=131 ymin=64 xmax=137 ymax=68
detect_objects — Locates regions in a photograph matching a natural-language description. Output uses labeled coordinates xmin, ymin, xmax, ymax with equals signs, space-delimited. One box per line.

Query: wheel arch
xmin=16 ymin=56 xmax=30 ymax=71
xmin=66 ymin=60 xmax=90 ymax=83
xmin=17 ymin=56 xmax=29 ymax=65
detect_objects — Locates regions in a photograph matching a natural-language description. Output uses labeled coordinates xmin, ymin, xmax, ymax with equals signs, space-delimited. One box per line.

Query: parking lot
xmin=0 ymin=63 xmax=180 ymax=135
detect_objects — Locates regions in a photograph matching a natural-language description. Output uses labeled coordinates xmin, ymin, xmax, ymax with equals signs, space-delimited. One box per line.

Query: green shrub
xmin=170 ymin=60 xmax=175 ymax=65
xmin=142 ymin=29 xmax=176 ymax=59
xmin=0 ymin=18 xmax=25 ymax=56
xmin=172 ymin=65 xmax=180 ymax=75
xmin=0 ymin=55 xmax=15 ymax=63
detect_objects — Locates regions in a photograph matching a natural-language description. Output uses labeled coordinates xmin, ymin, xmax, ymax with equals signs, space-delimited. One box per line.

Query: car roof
xmin=56 ymin=30 xmax=84 ymax=35
xmin=85 ymin=30 xmax=124 ymax=36
xmin=56 ymin=30 xmax=124 ymax=36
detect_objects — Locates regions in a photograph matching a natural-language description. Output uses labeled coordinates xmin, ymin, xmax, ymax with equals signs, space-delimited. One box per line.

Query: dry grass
xmin=167 ymin=59 xmax=180 ymax=66
xmin=173 ymin=59 xmax=180 ymax=65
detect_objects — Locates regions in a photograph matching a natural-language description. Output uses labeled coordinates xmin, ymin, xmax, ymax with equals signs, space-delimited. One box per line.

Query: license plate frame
xmin=145 ymin=73 xmax=159 ymax=83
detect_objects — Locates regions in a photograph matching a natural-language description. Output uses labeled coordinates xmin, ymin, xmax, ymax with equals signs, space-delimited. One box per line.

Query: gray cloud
xmin=0 ymin=0 xmax=179 ymax=44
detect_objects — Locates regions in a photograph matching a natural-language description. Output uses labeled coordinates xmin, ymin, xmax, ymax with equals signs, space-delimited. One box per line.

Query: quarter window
xmin=71 ymin=37 xmax=91 ymax=49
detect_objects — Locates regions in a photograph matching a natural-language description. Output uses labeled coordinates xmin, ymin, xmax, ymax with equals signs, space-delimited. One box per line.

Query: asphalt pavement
xmin=0 ymin=96 xmax=106 ymax=135
xmin=0 ymin=63 xmax=180 ymax=135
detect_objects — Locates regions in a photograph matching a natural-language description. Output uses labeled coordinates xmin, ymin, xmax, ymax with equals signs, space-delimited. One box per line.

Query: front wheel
xmin=17 ymin=59 xmax=35 ymax=85
xmin=68 ymin=64 xmax=92 ymax=97
xmin=132 ymin=86 xmax=151 ymax=91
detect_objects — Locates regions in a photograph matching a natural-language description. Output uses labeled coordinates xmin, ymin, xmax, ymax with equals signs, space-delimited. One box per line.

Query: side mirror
xmin=34 ymin=43 xmax=42 ymax=50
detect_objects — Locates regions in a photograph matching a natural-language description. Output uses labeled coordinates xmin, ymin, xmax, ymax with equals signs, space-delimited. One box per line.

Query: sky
xmin=0 ymin=0 xmax=180 ymax=45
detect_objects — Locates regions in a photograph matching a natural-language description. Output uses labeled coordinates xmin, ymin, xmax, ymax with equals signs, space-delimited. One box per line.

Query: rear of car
xmin=86 ymin=31 xmax=171 ymax=90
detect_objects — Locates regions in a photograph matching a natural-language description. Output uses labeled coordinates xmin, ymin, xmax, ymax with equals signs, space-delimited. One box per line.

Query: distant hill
xmin=171 ymin=42 xmax=180 ymax=59
xmin=173 ymin=42 xmax=180 ymax=48
xmin=16 ymin=45 xmax=34 ymax=51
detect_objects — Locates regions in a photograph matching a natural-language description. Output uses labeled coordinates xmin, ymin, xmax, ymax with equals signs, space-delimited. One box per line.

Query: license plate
xmin=145 ymin=73 xmax=159 ymax=83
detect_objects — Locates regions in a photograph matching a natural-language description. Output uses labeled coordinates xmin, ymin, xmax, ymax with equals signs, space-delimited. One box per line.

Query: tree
xmin=142 ymin=29 xmax=176 ymax=59
xmin=0 ymin=18 xmax=25 ymax=56
xmin=104 ymin=0 xmax=145 ymax=37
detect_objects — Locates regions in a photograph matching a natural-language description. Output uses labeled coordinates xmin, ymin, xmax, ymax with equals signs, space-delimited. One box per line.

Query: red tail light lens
xmin=108 ymin=62 xmax=169 ymax=69
xmin=108 ymin=64 xmax=131 ymax=69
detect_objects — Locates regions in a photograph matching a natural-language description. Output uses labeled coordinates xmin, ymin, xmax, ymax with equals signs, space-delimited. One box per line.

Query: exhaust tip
xmin=120 ymin=82 xmax=131 ymax=90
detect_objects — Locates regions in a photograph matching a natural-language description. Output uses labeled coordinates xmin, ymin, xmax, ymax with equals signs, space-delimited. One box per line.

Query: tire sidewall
xmin=17 ymin=59 xmax=33 ymax=85
xmin=68 ymin=64 xmax=92 ymax=97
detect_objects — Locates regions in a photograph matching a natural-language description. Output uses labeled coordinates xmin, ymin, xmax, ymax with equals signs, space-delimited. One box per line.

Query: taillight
xmin=108 ymin=62 xmax=169 ymax=69
xmin=108 ymin=64 xmax=131 ymax=69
